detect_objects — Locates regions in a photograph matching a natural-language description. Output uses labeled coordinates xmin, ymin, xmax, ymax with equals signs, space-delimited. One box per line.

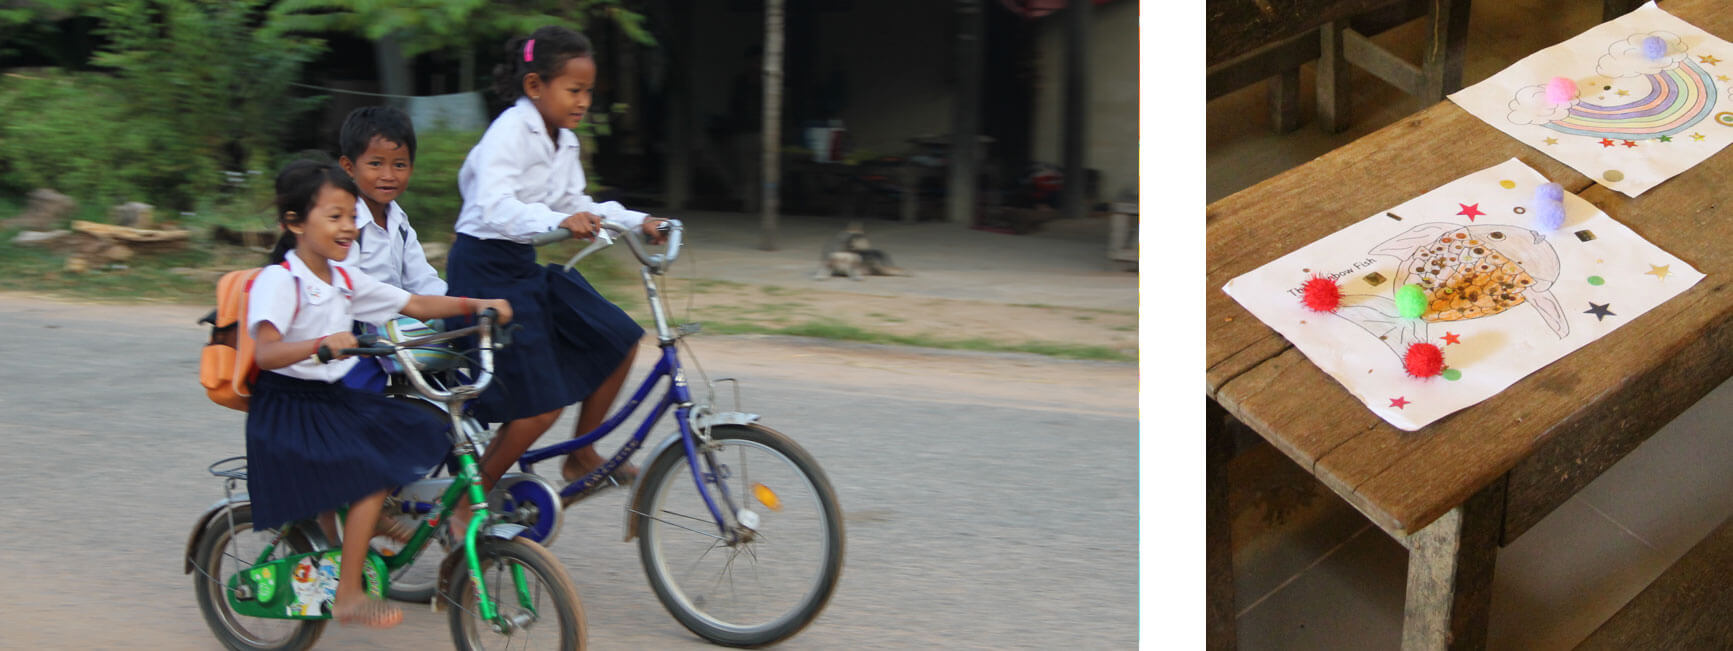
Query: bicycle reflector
xmin=752 ymin=482 xmax=782 ymax=512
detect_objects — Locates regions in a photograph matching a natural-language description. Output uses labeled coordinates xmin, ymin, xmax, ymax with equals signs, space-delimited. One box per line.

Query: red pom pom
xmin=1404 ymin=343 xmax=1446 ymax=378
xmin=1301 ymin=276 xmax=1342 ymax=312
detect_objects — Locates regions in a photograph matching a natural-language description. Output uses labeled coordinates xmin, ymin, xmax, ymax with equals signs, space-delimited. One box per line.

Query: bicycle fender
xmin=183 ymin=494 xmax=249 ymax=574
xmin=430 ymin=524 xmax=531 ymax=613
xmin=622 ymin=415 xmax=764 ymax=543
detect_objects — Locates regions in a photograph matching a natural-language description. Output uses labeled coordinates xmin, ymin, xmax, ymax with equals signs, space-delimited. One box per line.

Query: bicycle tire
xmin=634 ymin=423 xmax=845 ymax=646
xmin=446 ymin=537 xmax=587 ymax=650
xmin=191 ymin=505 xmax=327 ymax=651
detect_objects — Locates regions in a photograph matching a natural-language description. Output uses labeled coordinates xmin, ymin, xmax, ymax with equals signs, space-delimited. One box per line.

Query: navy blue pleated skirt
xmin=446 ymin=233 xmax=644 ymax=424
xmin=245 ymin=372 xmax=449 ymax=531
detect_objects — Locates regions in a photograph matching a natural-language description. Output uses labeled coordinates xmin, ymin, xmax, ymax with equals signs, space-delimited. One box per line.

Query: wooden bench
xmin=1207 ymin=0 xmax=1645 ymax=133
xmin=1206 ymin=1 xmax=1733 ymax=647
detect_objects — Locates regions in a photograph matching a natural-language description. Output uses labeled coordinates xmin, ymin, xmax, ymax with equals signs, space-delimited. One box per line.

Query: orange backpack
xmin=199 ymin=262 xmax=351 ymax=411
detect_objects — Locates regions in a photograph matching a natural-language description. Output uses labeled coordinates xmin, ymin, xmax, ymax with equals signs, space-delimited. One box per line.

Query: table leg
xmin=1401 ymin=479 xmax=1504 ymax=650
xmin=1207 ymin=399 xmax=1237 ymax=649
xmin=1268 ymin=69 xmax=1302 ymax=134
xmin=1418 ymin=0 xmax=1472 ymax=102
xmin=1317 ymin=20 xmax=1350 ymax=134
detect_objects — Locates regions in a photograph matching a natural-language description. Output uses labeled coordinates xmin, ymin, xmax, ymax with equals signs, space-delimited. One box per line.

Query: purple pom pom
xmin=1534 ymin=182 xmax=1564 ymax=203
xmin=1533 ymin=200 xmax=1566 ymax=231
xmin=1643 ymin=35 xmax=1668 ymax=60
xmin=1546 ymin=77 xmax=1577 ymax=105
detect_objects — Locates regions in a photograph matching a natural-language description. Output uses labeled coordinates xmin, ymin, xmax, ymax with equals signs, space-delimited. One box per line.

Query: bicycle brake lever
xmin=494 ymin=322 xmax=522 ymax=348
xmin=562 ymin=229 xmax=614 ymax=271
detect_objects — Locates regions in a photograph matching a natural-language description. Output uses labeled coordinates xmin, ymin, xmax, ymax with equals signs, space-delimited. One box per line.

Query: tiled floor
xmin=1208 ymin=1 xmax=1733 ymax=648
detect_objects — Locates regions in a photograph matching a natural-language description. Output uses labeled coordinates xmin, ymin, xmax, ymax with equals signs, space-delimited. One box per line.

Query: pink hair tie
xmin=524 ymin=39 xmax=535 ymax=62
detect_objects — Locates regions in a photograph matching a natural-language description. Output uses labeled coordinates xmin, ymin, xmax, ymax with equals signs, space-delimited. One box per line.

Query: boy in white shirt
xmin=338 ymin=106 xmax=447 ymax=296
xmin=337 ymin=106 xmax=449 ymax=393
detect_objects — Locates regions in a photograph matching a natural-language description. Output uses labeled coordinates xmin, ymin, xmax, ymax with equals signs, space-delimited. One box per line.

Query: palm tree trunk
xmin=760 ymin=0 xmax=785 ymax=251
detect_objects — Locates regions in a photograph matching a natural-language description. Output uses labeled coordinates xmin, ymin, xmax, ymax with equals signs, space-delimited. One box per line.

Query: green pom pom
xmin=1395 ymin=284 xmax=1427 ymax=319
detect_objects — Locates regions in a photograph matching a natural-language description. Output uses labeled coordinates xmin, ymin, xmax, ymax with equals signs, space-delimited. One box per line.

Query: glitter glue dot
xmin=1588 ymin=275 xmax=1605 ymax=286
xmin=1441 ymin=368 xmax=1462 ymax=381
xmin=1604 ymin=170 xmax=1625 ymax=182
xmin=1499 ymin=179 xmax=1516 ymax=189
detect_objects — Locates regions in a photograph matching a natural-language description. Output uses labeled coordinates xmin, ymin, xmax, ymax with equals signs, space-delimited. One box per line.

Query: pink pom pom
xmin=1301 ymin=276 xmax=1342 ymax=313
xmin=1404 ymin=343 xmax=1446 ymax=378
xmin=1546 ymin=77 xmax=1577 ymax=105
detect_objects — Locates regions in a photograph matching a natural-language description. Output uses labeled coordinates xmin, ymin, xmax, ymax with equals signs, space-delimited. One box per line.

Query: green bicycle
xmin=184 ymin=309 xmax=587 ymax=650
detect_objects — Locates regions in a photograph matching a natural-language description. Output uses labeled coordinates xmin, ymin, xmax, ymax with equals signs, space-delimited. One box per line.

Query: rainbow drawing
xmin=1545 ymin=58 xmax=1718 ymax=139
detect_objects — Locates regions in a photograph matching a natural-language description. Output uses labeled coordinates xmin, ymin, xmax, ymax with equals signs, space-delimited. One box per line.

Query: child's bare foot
xmin=334 ymin=597 xmax=402 ymax=629
xmin=561 ymin=454 xmax=638 ymax=485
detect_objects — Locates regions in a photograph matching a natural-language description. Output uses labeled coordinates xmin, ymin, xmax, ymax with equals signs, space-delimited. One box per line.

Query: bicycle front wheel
xmin=446 ymin=537 xmax=587 ymax=650
xmin=635 ymin=423 xmax=845 ymax=647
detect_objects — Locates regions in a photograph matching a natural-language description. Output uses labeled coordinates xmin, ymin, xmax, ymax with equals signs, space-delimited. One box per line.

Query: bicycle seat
xmin=378 ymin=316 xmax=463 ymax=373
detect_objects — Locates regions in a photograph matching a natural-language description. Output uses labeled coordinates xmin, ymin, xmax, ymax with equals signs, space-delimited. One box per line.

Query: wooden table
xmin=1206 ymin=0 xmax=1733 ymax=647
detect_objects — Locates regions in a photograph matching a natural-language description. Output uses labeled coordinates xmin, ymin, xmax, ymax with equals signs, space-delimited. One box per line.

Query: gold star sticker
xmin=1543 ymin=137 xmax=1559 ymax=145
xmin=1646 ymin=264 xmax=1672 ymax=280
xmin=1693 ymin=132 xmax=1707 ymax=141
xmin=1719 ymin=75 xmax=1730 ymax=82
xmin=1616 ymin=89 xmax=1631 ymax=96
xmin=1702 ymin=55 xmax=1722 ymax=65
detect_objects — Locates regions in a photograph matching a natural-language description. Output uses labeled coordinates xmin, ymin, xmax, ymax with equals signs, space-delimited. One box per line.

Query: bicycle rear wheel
xmin=191 ymin=505 xmax=327 ymax=650
xmin=446 ymin=537 xmax=587 ymax=650
xmin=634 ymin=423 xmax=845 ymax=646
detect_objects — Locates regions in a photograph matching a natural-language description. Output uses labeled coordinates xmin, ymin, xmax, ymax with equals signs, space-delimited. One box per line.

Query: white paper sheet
xmin=1221 ymin=159 xmax=1703 ymax=431
xmin=1449 ymin=1 xmax=1733 ymax=196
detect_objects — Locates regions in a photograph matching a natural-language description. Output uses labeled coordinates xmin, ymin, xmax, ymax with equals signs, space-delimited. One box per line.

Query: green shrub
xmin=0 ymin=71 xmax=151 ymax=204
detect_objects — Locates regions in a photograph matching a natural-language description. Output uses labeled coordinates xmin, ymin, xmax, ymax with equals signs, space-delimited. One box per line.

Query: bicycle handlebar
xmin=316 ymin=308 xmax=501 ymax=404
xmin=528 ymin=219 xmax=683 ymax=274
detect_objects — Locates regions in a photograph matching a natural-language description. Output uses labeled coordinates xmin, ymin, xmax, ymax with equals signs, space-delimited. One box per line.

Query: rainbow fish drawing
xmin=1544 ymin=57 xmax=1717 ymax=139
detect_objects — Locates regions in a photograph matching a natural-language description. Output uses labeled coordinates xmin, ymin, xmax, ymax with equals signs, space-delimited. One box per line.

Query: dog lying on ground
xmin=814 ymin=222 xmax=908 ymax=280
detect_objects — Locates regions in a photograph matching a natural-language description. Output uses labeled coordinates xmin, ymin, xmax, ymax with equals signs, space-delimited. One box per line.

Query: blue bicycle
xmin=384 ymin=220 xmax=845 ymax=647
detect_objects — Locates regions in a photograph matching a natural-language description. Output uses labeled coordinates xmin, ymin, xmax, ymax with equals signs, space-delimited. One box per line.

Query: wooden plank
xmin=1344 ymin=26 xmax=1423 ymax=95
xmin=1206 ymin=100 xmax=1593 ymax=395
xmin=1578 ymin=514 xmax=1733 ymax=649
xmin=1269 ymin=68 xmax=1303 ymax=134
xmin=1400 ymin=479 xmax=1503 ymax=650
xmin=1207 ymin=0 xmax=1399 ymax=66
xmin=1206 ymin=30 xmax=1320 ymax=101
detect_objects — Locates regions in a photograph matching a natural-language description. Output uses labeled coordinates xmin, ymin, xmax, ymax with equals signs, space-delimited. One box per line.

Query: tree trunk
xmin=375 ymin=33 xmax=412 ymax=107
xmin=947 ymin=0 xmax=986 ymax=225
xmin=760 ymin=0 xmax=785 ymax=251
xmin=1061 ymin=0 xmax=1091 ymax=219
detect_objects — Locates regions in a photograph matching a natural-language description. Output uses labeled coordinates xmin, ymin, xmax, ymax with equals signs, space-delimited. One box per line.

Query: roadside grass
xmin=0 ymin=213 xmax=1133 ymax=362
xmin=692 ymin=318 xmax=1135 ymax=362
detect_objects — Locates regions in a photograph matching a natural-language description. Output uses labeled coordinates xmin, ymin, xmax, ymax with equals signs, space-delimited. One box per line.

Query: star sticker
xmin=1585 ymin=302 xmax=1616 ymax=321
xmin=1646 ymin=264 xmax=1672 ymax=280
xmin=1390 ymin=396 xmax=1411 ymax=409
xmin=1442 ymin=332 xmax=1461 ymax=345
xmin=1599 ymin=138 xmax=1617 ymax=147
xmin=1543 ymin=137 xmax=1559 ymax=145
xmin=1659 ymin=134 xmax=1673 ymax=142
xmin=1616 ymin=89 xmax=1631 ymax=96
xmin=1457 ymin=203 xmax=1485 ymax=221
xmin=1622 ymin=140 xmax=1639 ymax=148
xmin=1701 ymin=54 xmax=1721 ymax=65
xmin=1692 ymin=132 xmax=1707 ymax=141
xmin=1720 ymin=75 xmax=1731 ymax=82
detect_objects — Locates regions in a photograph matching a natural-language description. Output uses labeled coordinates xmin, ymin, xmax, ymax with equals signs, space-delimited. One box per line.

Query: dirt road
xmin=0 ymin=294 xmax=1136 ymax=649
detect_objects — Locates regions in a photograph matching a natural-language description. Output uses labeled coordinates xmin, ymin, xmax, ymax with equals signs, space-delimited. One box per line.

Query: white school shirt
xmin=247 ymin=249 xmax=412 ymax=383
xmin=344 ymin=198 xmax=448 ymax=295
xmin=455 ymin=96 xmax=647 ymax=243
